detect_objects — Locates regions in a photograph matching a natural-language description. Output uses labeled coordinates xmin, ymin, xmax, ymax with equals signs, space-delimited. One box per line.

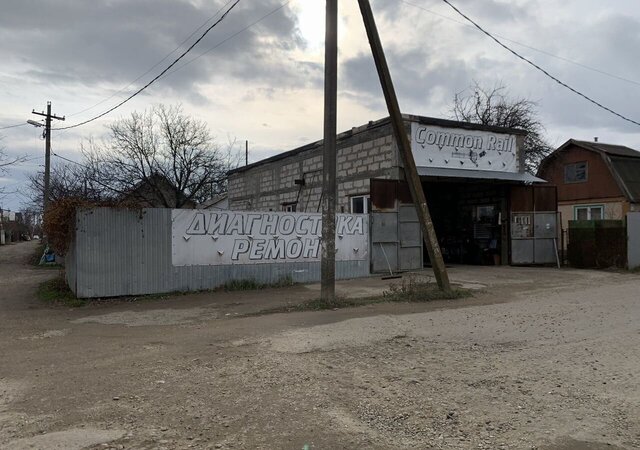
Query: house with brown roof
xmin=537 ymin=139 xmax=640 ymax=231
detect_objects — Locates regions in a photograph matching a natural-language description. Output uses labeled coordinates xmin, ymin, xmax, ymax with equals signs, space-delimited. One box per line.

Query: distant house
xmin=537 ymin=139 xmax=640 ymax=230
xmin=197 ymin=194 xmax=229 ymax=210
xmin=120 ymin=174 xmax=196 ymax=209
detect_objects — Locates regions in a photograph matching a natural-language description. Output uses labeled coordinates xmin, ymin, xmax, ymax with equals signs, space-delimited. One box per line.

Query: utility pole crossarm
xmin=32 ymin=110 xmax=65 ymax=121
xmin=357 ymin=0 xmax=451 ymax=292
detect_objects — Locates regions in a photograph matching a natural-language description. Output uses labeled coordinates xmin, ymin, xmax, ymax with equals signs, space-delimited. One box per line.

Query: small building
xmin=228 ymin=115 xmax=556 ymax=269
xmin=120 ymin=174 xmax=196 ymax=209
xmin=197 ymin=194 xmax=229 ymax=210
xmin=537 ymin=139 xmax=640 ymax=231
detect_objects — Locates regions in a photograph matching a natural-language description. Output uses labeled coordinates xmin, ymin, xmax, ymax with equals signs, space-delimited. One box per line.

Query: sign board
xmin=411 ymin=122 xmax=519 ymax=172
xmin=511 ymin=213 xmax=534 ymax=239
xmin=172 ymin=210 xmax=369 ymax=266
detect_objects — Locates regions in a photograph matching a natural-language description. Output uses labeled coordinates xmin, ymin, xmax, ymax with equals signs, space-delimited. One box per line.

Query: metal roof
xmin=228 ymin=115 xmax=526 ymax=175
xmin=608 ymin=156 xmax=640 ymax=203
xmin=540 ymin=139 xmax=640 ymax=203
xmin=569 ymin=140 xmax=640 ymax=158
xmin=417 ymin=167 xmax=545 ymax=183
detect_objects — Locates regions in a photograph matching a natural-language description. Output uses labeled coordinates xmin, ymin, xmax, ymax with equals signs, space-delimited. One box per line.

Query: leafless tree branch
xmin=451 ymin=82 xmax=553 ymax=172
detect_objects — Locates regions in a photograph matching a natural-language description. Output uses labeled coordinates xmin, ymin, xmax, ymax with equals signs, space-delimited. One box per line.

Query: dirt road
xmin=0 ymin=241 xmax=638 ymax=449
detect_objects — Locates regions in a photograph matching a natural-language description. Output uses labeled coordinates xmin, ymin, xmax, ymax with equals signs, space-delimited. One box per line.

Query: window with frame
xmin=350 ymin=195 xmax=371 ymax=214
xmin=564 ymin=162 xmax=588 ymax=183
xmin=282 ymin=203 xmax=297 ymax=212
xmin=574 ymin=205 xmax=603 ymax=220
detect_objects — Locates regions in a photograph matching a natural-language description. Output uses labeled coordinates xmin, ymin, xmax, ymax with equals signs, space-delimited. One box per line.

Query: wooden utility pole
xmin=357 ymin=0 xmax=451 ymax=292
xmin=32 ymin=102 xmax=65 ymax=214
xmin=321 ymin=0 xmax=338 ymax=301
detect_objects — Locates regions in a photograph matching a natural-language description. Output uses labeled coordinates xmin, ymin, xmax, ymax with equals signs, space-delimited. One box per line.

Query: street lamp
xmin=26 ymin=120 xmax=44 ymax=128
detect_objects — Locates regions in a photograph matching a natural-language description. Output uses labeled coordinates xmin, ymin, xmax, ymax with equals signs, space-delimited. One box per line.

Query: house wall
xmin=538 ymin=145 xmax=624 ymax=202
xmin=558 ymin=198 xmax=627 ymax=230
xmin=228 ymin=121 xmax=401 ymax=213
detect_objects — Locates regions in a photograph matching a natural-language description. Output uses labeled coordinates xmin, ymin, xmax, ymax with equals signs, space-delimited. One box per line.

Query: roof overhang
xmin=417 ymin=167 xmax=546 ymax=184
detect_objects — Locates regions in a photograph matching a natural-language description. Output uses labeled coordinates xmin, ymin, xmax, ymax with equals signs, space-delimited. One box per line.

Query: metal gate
xmin=371 ymin=205 xmax=423 ymax=273
xmin=511 ymin=212 xmax=559 ymax=265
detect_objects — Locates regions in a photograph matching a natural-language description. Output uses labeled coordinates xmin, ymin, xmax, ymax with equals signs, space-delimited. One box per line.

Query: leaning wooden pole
xmin=357 ymin=0 xmax=451 ymax=292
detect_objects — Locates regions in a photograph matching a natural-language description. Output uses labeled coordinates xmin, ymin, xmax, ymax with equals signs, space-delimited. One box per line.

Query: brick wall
xmin=228 ymin=121 xmax=401 ymax=213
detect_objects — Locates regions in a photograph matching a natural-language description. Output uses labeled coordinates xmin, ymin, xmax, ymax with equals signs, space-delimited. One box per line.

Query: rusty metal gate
xmin=371 ymin=204 xmax=423 ymax=273
xmin=511 ymin=212 xmax=559 ymax=265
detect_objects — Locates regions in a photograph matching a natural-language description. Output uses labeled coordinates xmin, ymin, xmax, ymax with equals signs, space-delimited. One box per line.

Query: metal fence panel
xmin=567 ymin=220 xmax=627 ymax=269
xmin=511 ymin=212 xmax=559 ymax=265
xmin=69 ymin=207 xmax=370 ymax=298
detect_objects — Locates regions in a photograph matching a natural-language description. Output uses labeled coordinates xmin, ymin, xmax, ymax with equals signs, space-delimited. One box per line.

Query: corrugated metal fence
xmin=66 ymin=207 xmax=370 ymax=298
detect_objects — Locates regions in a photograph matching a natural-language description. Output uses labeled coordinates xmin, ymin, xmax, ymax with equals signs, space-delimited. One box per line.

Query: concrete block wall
xmin=228 ymin=120 xmax=401 ymax=213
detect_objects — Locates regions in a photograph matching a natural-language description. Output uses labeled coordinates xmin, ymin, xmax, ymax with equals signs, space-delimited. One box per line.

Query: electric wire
xmin=0 ymin=123 xmax=28 ymax=131
xmin=66 ymin=0 xmax=237 ymax=119
xmin=159 ymin=0 xmax=292 ymax=80
xmin=440 ymin=0 xmax=640 ymax=127
xmin=400 ymin=0 xmax=640 ymax=88
xmin=54 ymin=0 xmax=241 ymax=131
xmin=51 ymin=152 xmax=122 ymax=195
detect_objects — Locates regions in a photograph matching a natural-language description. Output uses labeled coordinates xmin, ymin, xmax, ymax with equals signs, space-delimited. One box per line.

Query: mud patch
xmin=72 ymin=307 xmax=217 ymax=326
xmin=0 ymin=379 xmax=26 ymax=408
xmin=5 ymin=427 xmax=124 ymax=450
xmin=19 ymin=329 xmax=70 ymax=340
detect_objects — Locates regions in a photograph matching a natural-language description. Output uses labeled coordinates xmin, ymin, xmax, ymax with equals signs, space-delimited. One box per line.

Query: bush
xmin=42 ymin=198 xmax=91 ymax=255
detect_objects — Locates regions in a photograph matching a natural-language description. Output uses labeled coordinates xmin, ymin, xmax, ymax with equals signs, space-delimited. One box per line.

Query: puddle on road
xmin=71 ymin=307 xmax=218 ymax=327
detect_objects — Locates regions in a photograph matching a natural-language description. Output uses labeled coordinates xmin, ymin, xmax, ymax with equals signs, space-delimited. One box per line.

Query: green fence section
xmin=568 ymin=220 xmax=627 ymax=269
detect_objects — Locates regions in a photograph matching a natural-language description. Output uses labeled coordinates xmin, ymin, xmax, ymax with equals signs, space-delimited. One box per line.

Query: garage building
xmin=228 ymin=115 xmax=555 ymax=270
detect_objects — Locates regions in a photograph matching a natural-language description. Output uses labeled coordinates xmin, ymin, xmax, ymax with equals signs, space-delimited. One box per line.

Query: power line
xmin=66 ymin=0 xmax=237 ymax=119
xmin=51 ymin=152 xmax=82 ymax=166
xmin=51 ymin=152 xmax=123 ymax=195
xmin=401 ymin=0 xmax=640 ymax=88
xmin=160 ymin=0 xmax=292 ymax=80
xmin=54 ymin=0 xmax=241 ymax=131
xmin=440 ymin=0 xmax=640 ymax=127
xmin=0 ymin=123 xmax=28 ymax=131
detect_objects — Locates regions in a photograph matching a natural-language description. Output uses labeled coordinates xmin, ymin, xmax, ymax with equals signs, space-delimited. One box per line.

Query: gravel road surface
xmin=1 ymin=241 xmax=638 ymax=449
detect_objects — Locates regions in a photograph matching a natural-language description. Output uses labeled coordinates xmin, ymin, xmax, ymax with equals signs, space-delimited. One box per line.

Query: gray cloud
xmin=341 ymin=46 xmax=473 ymax=115
xmin=0 ymin=0 xmax=312 ymax=99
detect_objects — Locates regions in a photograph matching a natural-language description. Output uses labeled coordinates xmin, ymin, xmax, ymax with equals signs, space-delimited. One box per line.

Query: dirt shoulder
xmin=1 ymin=241 xmax=638 ymax=449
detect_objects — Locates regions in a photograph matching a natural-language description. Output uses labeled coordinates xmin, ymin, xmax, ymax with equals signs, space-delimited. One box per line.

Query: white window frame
xmin=574 ymin=204 xmax=604 ymax=220
xmin=349 ymin=195 xmax=370 ymax=214
xmin=283 ymin=203 xmax=297 ymax=212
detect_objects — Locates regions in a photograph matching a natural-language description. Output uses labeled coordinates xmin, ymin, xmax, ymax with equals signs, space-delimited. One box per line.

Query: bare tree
xmin=451 ymin=82 xmax=553 ymax=172
xmin=83 ymin=105 xmax=237 ymax=208
xmin=0 ymin=136 xmax=28 ymax=198
xmin=26 ymin=162 xmax=108 ymax=210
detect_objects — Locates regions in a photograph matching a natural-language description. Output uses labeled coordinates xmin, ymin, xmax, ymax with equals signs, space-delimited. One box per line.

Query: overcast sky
xmin=1 ymin=0 xmax=640 ymax=210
